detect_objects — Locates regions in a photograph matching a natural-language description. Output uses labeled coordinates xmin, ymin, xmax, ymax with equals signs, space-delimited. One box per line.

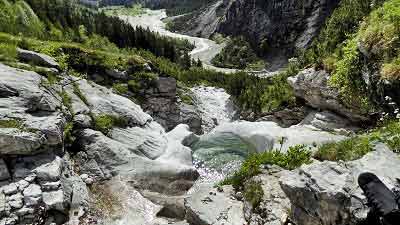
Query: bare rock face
xmin=288 ymin=68 xmax=370 ymax=122
xmin=184 ymin=183 xmax=247 ymax=225
xmin=279 ymin=144 xmax=400 ymax=225
xmin=0 ymin=63 xmax=66 ymax=156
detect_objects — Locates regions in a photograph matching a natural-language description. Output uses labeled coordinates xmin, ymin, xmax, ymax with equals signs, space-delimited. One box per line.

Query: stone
xmin=16 ymin=180 xmax=29 ymax=191
xmin=73 ymin=114 xmax=92 ymax=129
xmin=0 ymin=159 xmax=10 ymax=181
xmin=66 ymin=77 xmax=151 ymax=126
xmin=156 ymin=77 xmax=177 ymax=97
xmin=15 ymin=207 xmax=34 ymax=216
xmin=8 ymin=193 xmax=23 ymax=209
xmin=179 ymin=103 xmax=203 ymax=135
xmin=184 ymin=183 xmax=247 ymax=225
xmin=279 ymin=144 xmax=400 ymax=225
xmin=244 ymin=169 xmax=291 ymax=225
xmin=23 ymin=184 xmax=42 ymax=198
xmin=0 ymin=129 xmax=46 ymax=155
xmin=167 ymin=124 xmax=200 ymax=147
xmin=300 ymin=110 xmax=360 ymax=134
xmin=0 ymin=192 xmax=10 ymax=217
xmin=105 ymin=69 xmax=128 ymax=80
xmin=3 ymin=184 xmax=18 ymax=195
xmin=288 ymin=68 xmax=369 ymax=122
xmin=34 ymin=156 xmax=63 ymax=182
xmin=17 ymin=48 xmax=59 ymax=68
xmin=41 ymin=181 xmax=61 ymax=191
xmin=42 ymin=190 xmax=65 ymax=211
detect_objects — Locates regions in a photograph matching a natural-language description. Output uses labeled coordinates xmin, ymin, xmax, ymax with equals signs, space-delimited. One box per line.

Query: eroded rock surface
xmin=280 ymin=144 xmax=400 ymax=225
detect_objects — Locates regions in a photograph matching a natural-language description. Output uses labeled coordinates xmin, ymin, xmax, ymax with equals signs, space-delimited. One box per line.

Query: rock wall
xmin=173 ymin=0 xmax=340 ymax=55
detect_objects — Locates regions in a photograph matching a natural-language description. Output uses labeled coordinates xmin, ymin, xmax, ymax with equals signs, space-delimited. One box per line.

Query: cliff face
xmin=174 ymin=0 xmax=340 ymax=54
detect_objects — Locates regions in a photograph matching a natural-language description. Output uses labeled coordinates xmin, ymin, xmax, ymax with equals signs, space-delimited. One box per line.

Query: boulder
xmin=167 ymin=124 xmax=200 ymax=147
xmin=300 ymin=110 xmax=360 ymax=134
xmin=17 ymin=48 xmax=59 ymax=68
xmin=34 ymin=156 xmax=63 ymax=182
xmin=156 ymin=77 xmax=177 ymax=97
xmin=184 ymin=183 xmax=247 ymax=225
xmin=0 ymin=159 xmax=10 ymax=181
xmin=288 ymin=68 xmax=369 ymax=122
xmin=0 ymin=129 xmax=46 ymax=155
xmin=280 ymin=144 xmax=400 ymax=225
xmin=244 ymin=166 xmax=291 ymax=225
xmin=105 ymin=69 xmax=128 ymax=80
xmin=179 ymin=103 xmax=203 ymax=135
xmin=66 ymin=77 xmax=151 ymax=126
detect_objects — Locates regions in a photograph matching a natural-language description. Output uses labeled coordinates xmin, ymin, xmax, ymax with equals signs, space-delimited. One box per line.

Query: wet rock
xmin=17 ymin=48 xmax=59 ymax=68
xmin=0 ymin=159 xmax=10 ymax=181
xmin=280 ymin=144 xmax=400 ymax=225
xmin=167 ymin=124 xmax=200 ymax=147
xmin=288 ymin=68 xmax=369 ymax=122
xmin=184 ymin=183 xmax=246 ymax=225
xmin=179 ymin=103 xmax=203 ymax=135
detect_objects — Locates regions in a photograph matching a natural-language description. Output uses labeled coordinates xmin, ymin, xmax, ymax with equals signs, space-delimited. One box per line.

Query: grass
xmin=221 ymin=145 xmax=312 ymax=188
xmin=112 ymin=83 xmax=129 ymax=95
xmin=0 ymin=119 xmax=24 ymax=129
xmin=60 ymin=90 xmax=73 ymax=114
xmin=314 ymin=136 xmax=373 ymax=161
xmin=63 ymin=122 xmax=74 ymax=145
xmin=93 ymin=114 xmax=128 ymax=135
xmin=244 ymin=180 xmax=264 ymax=209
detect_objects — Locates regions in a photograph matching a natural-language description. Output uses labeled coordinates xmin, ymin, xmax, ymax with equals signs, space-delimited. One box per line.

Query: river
xmin=119 ymin=9 xmax=237 ymax=73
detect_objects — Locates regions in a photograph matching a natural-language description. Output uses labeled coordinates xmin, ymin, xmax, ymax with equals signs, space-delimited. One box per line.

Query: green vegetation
xmin=101 ymin=4 xmax=145 ymax=17
xmin=93 ymin=114 xmax=128 ymax=134
xmin=315 ymin=120 xmax=400 ymax=161
xmin=0 ymin=119 xmax=24 ymax=129
xmin=63 ymin=122 xmax=75 ymax=145
xmin=221 ymin=145 xmax=312 ymax=188
xmin=112 ymin=83 xmax=129 ymax=95
xmin=244 ymin=180 xmax=264 ymax=208
xmin=314 ymin=136 xmax=372 ymax=161
xmin=60 ymin=90 xmax=73 ymax=114
xmin=211 ymin=36 xmax=265 ymax=70
xmin=73 ymin=83 xmax=89 ymax=106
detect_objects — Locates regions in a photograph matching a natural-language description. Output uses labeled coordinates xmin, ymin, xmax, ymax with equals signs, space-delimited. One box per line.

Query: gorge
xmin=1 ymin=0 xmax=400 ymax=225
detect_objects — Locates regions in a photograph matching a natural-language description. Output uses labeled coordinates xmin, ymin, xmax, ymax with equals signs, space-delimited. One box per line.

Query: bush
xmin=314 ymin=136 xmax=373 ymax=161
xmin=221 ymin=145 xmax=312 ymax=188
xmin=93 ymin=114 xmax=128 ymax=134
xmin=244 ymin=180 xmax=264 ymax=209
xmin=112 ymin=83 xmax=128 ymax=95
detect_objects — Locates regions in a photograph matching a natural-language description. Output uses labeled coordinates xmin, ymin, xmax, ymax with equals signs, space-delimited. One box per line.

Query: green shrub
xmin=63 ymin=122 xmax=74 ymax=145
xmin=93 ymin=114 xmax=128 ymax=134
xmin=221 ymin=145 xmax=312 ymax=188
xmin=112 ymin=83 xmax=129 ymax=95
xmin=244 ymin=180 xmax=264 ymax=209
xmin=0 ymin=119 xmax=23 ymax=129
xmin=314 ymin=136 xmax=373 ymax=161
xmin=60 ymin=90 xmax=73 ymax=114
xmin=371 ymin=120 xmax=400 ymax=153
xmin=0 ymin=42 xmax=17 ymax=61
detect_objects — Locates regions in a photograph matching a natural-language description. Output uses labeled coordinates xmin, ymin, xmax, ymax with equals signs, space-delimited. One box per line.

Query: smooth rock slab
xmin=42 ymin=190 xmax=65 ymax=211
xmin=280 ymin=144 xmax=400 ymax=225
xmin=184 ymin=183 xmax=246 ymax=225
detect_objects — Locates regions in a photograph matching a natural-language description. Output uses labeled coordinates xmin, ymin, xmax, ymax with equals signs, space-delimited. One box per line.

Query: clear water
xmin=191 ymin=132 xmax=256 ymax=183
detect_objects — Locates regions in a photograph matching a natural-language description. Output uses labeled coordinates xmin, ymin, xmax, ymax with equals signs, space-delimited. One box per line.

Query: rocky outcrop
xmin=173 ymin=0 xmax=340 ymax=55
xmin=280 ymin=144 xmax=400 ymax=225
xmin=17 ymin=48 xmax=59 ymax=69
xmin=300 ymin=110 xmax=361 ymax=134
xmin=289 ymin=68 xmax=370 ymax=122
xmin=184 ymin=183 xmax=247 ymax=225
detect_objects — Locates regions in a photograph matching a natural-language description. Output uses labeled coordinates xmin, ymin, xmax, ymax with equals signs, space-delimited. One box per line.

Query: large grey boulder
xmin=300 ymin=110 xmax=360 ymax=134
xmin=66 ymin=77 xmax=151 ymax=126
xmin=17 ymin=48 xmax=59 ymax=68
xmin=184 ymin=183 xmax=247 ymax=225
xmin=280 ymin=144 xmax=400 ymax=225
xmin=179 ymin=103 xmax=203 ymax=135
xmin=288 ymin=68 xmax=369 ymax=122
